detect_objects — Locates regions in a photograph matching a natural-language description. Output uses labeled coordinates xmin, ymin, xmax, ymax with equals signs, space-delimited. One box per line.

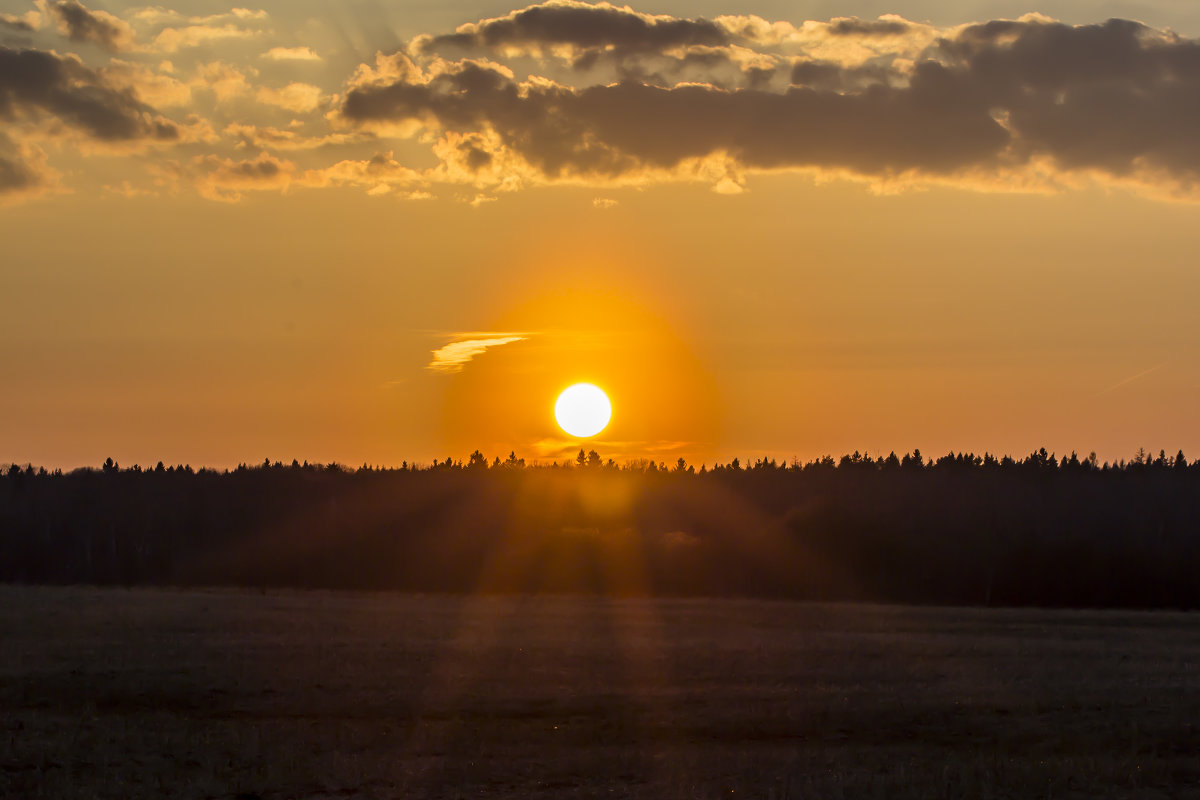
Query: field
xmin=2 ymin=587 xmax=1199 ymax=798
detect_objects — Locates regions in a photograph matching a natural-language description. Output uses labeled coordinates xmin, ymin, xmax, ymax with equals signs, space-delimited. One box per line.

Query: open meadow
xmin=2 ymin=586 xmax=1199 ymax=799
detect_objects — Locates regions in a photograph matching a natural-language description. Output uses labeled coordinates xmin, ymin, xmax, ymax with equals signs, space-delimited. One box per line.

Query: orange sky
xmin=2 ymin=0 xmax=1199 ymax=468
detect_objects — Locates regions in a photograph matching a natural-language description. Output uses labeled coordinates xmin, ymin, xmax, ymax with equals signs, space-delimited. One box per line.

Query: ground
xmin=2 ymin=586 xmax=1199 ymax=798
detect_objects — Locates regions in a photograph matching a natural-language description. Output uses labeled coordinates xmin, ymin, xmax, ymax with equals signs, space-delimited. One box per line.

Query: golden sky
xmin=2 ymin=0 xmax=1199 ymax=468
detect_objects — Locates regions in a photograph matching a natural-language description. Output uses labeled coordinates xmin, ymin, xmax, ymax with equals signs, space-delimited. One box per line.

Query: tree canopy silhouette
xmin=1 ymin=449 xmax=1198 ymax=607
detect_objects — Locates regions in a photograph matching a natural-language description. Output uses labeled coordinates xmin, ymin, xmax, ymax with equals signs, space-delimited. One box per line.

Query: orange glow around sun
xmin=437 ymin=286 xmax=721 ymax=465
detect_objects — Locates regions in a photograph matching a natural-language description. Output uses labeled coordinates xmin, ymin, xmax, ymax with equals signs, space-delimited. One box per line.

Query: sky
xmin=2 ymin=0 xmax=1199 ymax=469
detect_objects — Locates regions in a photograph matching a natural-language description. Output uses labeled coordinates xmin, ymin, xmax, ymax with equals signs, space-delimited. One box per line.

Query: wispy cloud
xmin=428 ymin=333 xmax=527 ymax=373
xmin=151 ymin=22 xmax=261 ymax=53
xmin=1095 ymin=362 xmax=1167 ymax=397
xmin=256 ymin=81 xmax=323 ymax=113
xmin=532 ymin=438 xmax=697 ymax=460
xmin=262 ymin=46 xmax=321 ymax=61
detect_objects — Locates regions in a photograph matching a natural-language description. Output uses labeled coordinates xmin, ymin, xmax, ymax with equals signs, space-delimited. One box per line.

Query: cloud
xmin=104 ymin=59 xmax=192 ymax=107
xmin=9 ymin=3 xmax=1200 ymax=204
xmin=224 ymin=123 xmax=366 ymax=151
xmin=423 ymin=1 xmax=729 ymax=55
xmin=177 ymin=148 xmax=427 ymax=202
xmin=0 ymin=152 xmax=39 ymax=192
xmin=416 ymin=1 xmax=775 ymax=89
xmin=827 ymin=16 xmax=912 ymax=38
xmin=295 ymin=150 xmax=427 ymax=196
xmin=715 ymin=14 xmax=939 ymax=62
xmin=931 ymin=18 xmax=1200 ymax=181
xmin=129 ymin=7 xmax=267 ymax=27
xmin=152 ymin=23 xmax=261 ymax=53
xmin=1 ymin=10 xmax=40 ymax=34
xmin=102 ymin=179 xmax=153 ymax=198
xmin=231 ymin=8 xmax=267 ymax=21
xmin=192 ymin=61 xmax=254 ymax=103
xmin=0 ymin=43 xmax=221 ymax=201
xmin=49 ymin=0 xmax=136 ymax=52
xmin=428 ymin=334 xmax=527 ymax=373
xmin=789 ymin=59 xmax=896 ymax=91
xmin=0 ymin=46 xmax=181 ymax=142
xmin=225 ymin=122 xmax=300 ymax=149
xmin=190 ymin=150 xmax=294 ymax=201
xmin=262 ymin=46 xmax=320 ymax=61
xmin=341 ymin=57 xmax=1005 ymax=183
xmin=0 ymin=133 xmax=57 ymax=202
xmin=138 ymin=6 xmax=269 ymax=52
xmin=334 ymin=8 xmax=1200 ymax=197
xmin=256 ymin=82 xmax=323 ymax=113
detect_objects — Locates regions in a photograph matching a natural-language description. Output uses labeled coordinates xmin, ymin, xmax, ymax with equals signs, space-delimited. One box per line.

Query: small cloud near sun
xmin=428 ymin=333 xmax=527 ymax=373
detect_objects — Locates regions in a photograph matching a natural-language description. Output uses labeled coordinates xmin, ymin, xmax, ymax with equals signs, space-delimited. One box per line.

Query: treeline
xmin=1 ymin=447 xmax=1198 ymax=608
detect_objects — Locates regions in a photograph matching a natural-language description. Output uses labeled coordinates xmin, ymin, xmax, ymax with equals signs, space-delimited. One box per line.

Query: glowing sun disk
xmin=555 ymin=383 xmax=611 ymax=438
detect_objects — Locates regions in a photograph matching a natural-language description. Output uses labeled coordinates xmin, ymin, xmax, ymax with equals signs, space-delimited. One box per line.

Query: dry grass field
xmin=2 ymin=586 xmax=1199 ymax=799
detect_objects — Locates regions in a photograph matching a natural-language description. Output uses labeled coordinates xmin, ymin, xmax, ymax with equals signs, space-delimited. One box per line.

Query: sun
xmin=555 ymin=383 xmax=612 ymax=438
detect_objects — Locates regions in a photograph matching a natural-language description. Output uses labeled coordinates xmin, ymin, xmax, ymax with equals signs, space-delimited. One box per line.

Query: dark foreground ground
xmin=2 ymin=587 xmax=1199 ymax=799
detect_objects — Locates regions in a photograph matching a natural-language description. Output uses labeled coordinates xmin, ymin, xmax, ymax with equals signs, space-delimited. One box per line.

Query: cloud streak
xmin=151 ymin=23 xmax=261 ymax=53
xmin=262 ymin=46 xmax=320 ymax=61
xmin=1095 ymin=362 xmax=1168 ymax=397
xmin=428 ymin=334 xmax=527 ymax=373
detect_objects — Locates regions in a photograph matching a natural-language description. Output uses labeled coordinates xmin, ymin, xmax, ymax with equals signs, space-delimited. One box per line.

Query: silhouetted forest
xmin=2 ymin=448 xmax=1199 ymax=608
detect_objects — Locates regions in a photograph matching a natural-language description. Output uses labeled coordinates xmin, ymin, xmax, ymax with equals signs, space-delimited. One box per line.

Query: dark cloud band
xmin=342 ymin=12 xmax=1200 ymax=190
xmin=425 ymin=2 xmax=729 ymax=54
xmin=345 ymin=61 xmax=1006 ymax=177
xmin=0 ymin=47 xmax=178 ymax=141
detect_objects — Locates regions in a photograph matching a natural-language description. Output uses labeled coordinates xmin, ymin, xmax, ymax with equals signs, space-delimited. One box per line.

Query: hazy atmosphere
xmin=4 ymin=0 xmax=1200 ymax=469
xmin=7 ymin=3 xmax=1200 ymax=798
